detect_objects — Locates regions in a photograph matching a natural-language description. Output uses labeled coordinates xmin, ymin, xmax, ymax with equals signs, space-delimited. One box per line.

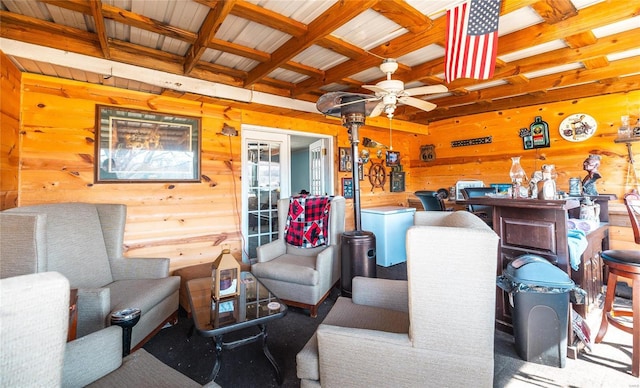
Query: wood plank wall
xmin=4 ymin=70 xmax=429 ymax=272
xmin=0 ymin=51 xmax=21 ymax=209
xmin=408 ymin=90 xmax=640 ymax=250
xmin=2 ymin=60 xmax=638 ymax=271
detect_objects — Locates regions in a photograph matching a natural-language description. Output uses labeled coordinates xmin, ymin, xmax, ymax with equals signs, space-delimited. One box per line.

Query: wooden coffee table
xmin=186 ymin=272 xmax=287 ymax=383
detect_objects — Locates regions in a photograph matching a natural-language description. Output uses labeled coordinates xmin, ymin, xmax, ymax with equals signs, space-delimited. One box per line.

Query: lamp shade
xmin=211 ymin=245 xmax=241 ymax=300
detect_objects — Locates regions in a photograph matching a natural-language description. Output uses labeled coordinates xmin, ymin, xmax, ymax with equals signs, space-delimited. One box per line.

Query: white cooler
xmin=361 ymin=206 xmax=416 ymax=267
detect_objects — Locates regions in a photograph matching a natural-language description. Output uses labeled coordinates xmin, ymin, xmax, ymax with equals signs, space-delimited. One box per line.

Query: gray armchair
xmin=0 ymin=272 xmax=218 ymax=388
xmin=252 ymin=196 xmax=345 ymax=317
xmin=0 ymin=202 xmax=179 ymax=350
xmin=297 ymin=210 xmax=499 ymax=387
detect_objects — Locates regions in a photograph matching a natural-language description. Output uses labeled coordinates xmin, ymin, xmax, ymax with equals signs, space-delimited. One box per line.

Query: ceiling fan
xmin=363 ymin=58 xmax=448 ymax=118
xmin=316 ymin=59 xmax=448 ymax=119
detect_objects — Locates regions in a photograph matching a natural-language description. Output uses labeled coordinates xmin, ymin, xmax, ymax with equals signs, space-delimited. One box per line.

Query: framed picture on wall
xmin=386 ymin=151 xmax=400 ymax=167
xmin=342 ymin=177 xmax=354 ymax=199
xmin=339 ymin=147 xmax=352 ymax=172
xmin=95 ymin=105 xmax=201 ymax=183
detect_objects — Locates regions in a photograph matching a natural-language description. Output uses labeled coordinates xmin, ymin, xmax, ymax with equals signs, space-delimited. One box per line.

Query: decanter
xmin=509 ymin=156 xmax=527 ymax=198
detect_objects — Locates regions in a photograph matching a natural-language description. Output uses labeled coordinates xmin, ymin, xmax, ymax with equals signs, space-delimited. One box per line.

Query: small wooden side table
xmin=68 ymin=288 xmax=78 ymax=342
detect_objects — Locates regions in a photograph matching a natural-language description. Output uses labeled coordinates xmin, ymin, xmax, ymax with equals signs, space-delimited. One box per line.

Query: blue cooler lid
xmin=504 ymin=254 xmax=575 ymax=289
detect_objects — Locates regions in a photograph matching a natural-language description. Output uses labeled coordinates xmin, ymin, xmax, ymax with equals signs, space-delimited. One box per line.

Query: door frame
xmin=240 ymin=124 xmax=334 ymax=261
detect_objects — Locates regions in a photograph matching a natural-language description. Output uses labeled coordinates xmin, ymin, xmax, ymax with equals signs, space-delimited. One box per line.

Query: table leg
xmin=259 ymin=324 xmax=283 ymax=384
xmin=207 ymin=335 xmax=223 ymax=382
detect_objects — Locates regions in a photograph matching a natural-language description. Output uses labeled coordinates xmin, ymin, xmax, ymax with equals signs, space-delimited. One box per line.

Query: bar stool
xmin=595 ymin=192 xmax=640 ymax=376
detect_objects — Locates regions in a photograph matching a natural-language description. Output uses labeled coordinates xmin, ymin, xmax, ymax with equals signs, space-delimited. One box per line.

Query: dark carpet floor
xmin=143 ymin=264 xmax=406 ymax=387
xmin=144 ymin=264 xmax=640 ymax=387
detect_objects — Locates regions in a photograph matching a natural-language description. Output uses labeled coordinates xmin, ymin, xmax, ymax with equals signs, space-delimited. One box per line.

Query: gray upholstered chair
xmin=0 ymin=271 xmax=218 ymax=388
xmin=252 ymin=196 xmax=345 ymax=317
xmin=0 ymin=202 xmax=179 ymax=350
xmin=296 ymin=211 xmax=499 ymax=387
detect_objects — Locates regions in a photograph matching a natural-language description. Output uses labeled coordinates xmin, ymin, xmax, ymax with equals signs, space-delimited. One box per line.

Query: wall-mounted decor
xmin=367 ymin=161 xmax=387 ymax=192
xmin=520 ymin=116 xmax=550 ymax=150
xmin=386 ymin=151 xmax=400 ymax=167
xmin=339 ymin=147 xmax=353 ymax=172
xmin=342 ymin=177 xmax=354 ymax=199
xmin=451 ymin=136 xmax=492 ymax=148
xmin=390 ymin=171 xmax=405 ymax=192
xmin=559 ymin=113 xmax=597 ymax=142
xmin=95 ymin=105 xmax=201 ymax=182
xmin=358 ymin=163 xmax=364 ymax=181
xmin=420 ymin=144 xmax=436 ymax=162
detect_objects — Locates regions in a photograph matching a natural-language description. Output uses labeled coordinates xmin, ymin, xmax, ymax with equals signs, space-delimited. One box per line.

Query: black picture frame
xmin=342 ymin=177 xmax=354 ymax=199
xmin=386 ymin=150 xmax=400 ymax=167
xmin=95 ymin=105 xmax=201 ymax=183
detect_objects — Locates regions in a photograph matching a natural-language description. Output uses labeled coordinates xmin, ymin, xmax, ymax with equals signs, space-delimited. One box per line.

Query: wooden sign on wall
xmin=450 ymin=136 xmax=492 ymax=148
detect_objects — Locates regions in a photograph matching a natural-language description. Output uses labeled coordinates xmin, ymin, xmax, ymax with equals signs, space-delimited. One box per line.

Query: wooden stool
xmin=595 ymin=250 xmax=640 ymax=377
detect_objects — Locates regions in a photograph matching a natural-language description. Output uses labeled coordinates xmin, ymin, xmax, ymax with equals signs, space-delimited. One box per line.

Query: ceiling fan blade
xmin=362 ymin=84 xmax=389 ymax=94
xmin=369 ymin=102 xmax=385 ymax=118
xmin=398 ymin=96 xmax=437 ymax=112
xmin=404 ymin=84 xmax=448 ymax=97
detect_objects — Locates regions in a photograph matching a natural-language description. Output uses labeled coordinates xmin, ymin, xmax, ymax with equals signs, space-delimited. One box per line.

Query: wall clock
xmin=559 ymin=113 xmax=597 ymax=142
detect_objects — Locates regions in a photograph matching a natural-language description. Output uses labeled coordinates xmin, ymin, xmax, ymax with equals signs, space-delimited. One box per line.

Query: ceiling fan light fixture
xmin=379 ymin=59 xmax=399 ymax=75
xmin=376 ymin=79 xmax=404 ymax=94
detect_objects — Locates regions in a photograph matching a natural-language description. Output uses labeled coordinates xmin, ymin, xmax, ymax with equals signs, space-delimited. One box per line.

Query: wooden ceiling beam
xmin=230 ymin=0 xmax=307 ymax=37
xmin=294 ymin=0 xmax=533 ymax=96
xmin=371 ymin=0 xmax=432 ymax=33
xmin=443 ymin=27 xmax=639 ymax=91
xmin=419 ymin=73 xmax=640 ymax=122
xmin=185 ymin=0 xmax=236 ymax=75
xmin=531 ymin=0 xmax=577 ymax=24
xmin=564 ymin=31 xmax=598 ymax=48
xmin=208 ymin=38 xmax=270 ymax=62
xmin=39 ymin=0 xmax=199 ymax=43
xmin=582 ymin=56 xmax=610 ymax=69
xmin=89 ymin=0 xmax=109 ymax=59
xmin=280 ymin=62 xmax=324 ymax=79
xmin=425 ymin=56 xmax=638 ymax=109
xmin=244 ymin=0 xmax=378 ymax=87
xmin=498 ymin=1 xmax=637 ymax=54
xmin=316 ymin=35 xmax=368 ymax=60
xmin=408 ymin=60 xmax=640 ymax=121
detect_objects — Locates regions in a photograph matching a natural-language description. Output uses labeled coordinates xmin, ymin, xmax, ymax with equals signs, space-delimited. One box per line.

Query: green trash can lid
xmin=504 ymin=254 xmax=575 ymax=289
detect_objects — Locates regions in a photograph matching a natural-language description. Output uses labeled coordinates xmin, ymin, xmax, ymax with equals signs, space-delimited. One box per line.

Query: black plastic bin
xmin=340 ymin=230 xmax=376 ymax=297
xmin=497 ymin=254 xmax=584 ymax=368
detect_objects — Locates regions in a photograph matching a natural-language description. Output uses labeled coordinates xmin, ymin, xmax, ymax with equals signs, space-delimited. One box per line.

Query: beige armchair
xmin=0 ymin=202 xmax=179 ymax=350
xmin=0 ymin=272 xmax=218 ymax=388
xmin=252 ymin=196 xmax=345 ymax=317
xmin=296 ymin=210 xmax=499 ymax=387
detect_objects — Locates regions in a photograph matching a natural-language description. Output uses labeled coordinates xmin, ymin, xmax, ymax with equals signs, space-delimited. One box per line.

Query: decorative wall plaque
xmin=420 ymin=145 xmax=436 ymax=162
xmin=450 ymin=136 xmax=492 ymax=148
xmin=390 ymin=171 xmax=405 ymax=192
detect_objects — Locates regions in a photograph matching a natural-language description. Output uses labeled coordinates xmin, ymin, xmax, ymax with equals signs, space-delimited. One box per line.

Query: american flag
xmin=445 ymin=0 xmax=501 ymax=83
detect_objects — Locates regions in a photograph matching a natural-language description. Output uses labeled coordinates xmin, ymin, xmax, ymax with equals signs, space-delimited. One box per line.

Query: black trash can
xmin=340 ymin=230 xmax=376 ymax=297
xmin=497 ymin=254 xmax=584 ymax=368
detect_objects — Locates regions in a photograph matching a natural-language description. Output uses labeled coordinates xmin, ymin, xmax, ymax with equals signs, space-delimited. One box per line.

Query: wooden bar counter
xmin=462 ymin=196 xmax=610 ymax=353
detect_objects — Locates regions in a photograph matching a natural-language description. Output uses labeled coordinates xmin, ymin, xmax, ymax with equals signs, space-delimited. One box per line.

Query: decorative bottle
xmin=537 ymin=164 xmax=557 ymax=200
xmin=509 ymin=156 xmax=527 ymax=198
xmin=530 ymin=116 xmax=550 ymax=148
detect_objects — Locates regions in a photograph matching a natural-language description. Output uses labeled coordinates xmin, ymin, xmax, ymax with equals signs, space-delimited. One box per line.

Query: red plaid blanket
xmin=285 ymin=195 xmax=333 ymax=248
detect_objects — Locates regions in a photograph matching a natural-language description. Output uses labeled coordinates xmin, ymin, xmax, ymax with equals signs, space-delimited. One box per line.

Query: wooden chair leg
xmin=596 ymin=271 xmax=617 ymax=343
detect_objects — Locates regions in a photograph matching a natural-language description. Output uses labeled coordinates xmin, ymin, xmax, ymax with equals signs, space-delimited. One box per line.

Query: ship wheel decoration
xmin=368 ymin=161 xmax=387 ymax=192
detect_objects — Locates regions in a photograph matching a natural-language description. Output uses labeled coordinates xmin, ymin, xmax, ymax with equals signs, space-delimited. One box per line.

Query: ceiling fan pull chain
xmin=388 ymin=116 xmax=393 ymax=150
